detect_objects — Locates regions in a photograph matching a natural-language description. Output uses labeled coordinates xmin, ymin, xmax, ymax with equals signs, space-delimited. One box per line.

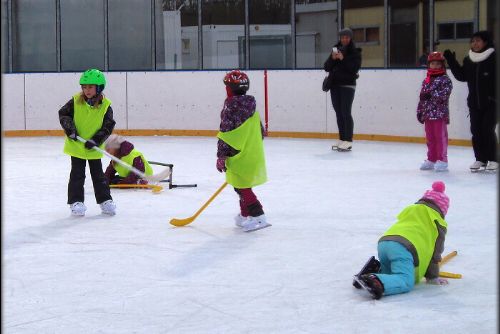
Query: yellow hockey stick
xmin=110 ymin=184 xmax=163 ymax=194
xmin=170 ymin=182 xmax=228 ymax=227
xmin=438 ymin=250 xmax=462 ymax=279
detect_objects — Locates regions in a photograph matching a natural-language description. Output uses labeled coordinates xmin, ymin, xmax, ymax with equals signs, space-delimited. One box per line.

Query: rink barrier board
xmin=2 ymin=129 xmax=472 ymax=147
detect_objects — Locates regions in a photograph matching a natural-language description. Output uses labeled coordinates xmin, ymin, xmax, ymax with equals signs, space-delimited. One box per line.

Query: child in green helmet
xmin=58 ymin=69 xmax=117 ymax=216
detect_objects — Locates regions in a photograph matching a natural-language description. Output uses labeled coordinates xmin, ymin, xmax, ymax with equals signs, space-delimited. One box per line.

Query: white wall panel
xmin=103 ymin=72 xmax=127 ymax=129
xmin=2 ymin=74 xmax=25 ymax=130
xmin=267 ymin=70 xmax=328 ymax=132
xmin=3 ymin=70 xmax=472 ymax=141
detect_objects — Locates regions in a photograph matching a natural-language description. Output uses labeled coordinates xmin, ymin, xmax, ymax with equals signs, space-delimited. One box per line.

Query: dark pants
xmin=68 ymin=157 xmax=112 ymax=205
xmin=330 ymin=86 xmax=356 ymax=142
xmin=234 ymin=188 xmax=264 ymax=217
xmin=469 ymin=105 xmax=498 ymax=163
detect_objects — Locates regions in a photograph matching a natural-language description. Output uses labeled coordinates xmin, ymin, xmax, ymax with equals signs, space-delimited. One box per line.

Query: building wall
xmin=2 ymin=69 xmax=472 ymax=143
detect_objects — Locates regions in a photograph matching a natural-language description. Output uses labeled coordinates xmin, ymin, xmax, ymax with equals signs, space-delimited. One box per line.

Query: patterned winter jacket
xmin=416 ymin=74 xmax=453 ymax=124
xmin=217 ymin=95 xmax=264 ymax=158
xmin=104 ymin=141 xmax=147 ymax=184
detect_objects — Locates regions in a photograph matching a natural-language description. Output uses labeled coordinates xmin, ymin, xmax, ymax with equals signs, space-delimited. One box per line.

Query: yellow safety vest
xmin=63 ymin=93 xmax=111 ymax=160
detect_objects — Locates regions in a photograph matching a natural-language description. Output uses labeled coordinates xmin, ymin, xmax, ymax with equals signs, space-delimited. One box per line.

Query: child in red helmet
xmin=417 ymin=52 xmax=453 ymax=172
xmin=216 ymin=70 xmax=271 ymax=232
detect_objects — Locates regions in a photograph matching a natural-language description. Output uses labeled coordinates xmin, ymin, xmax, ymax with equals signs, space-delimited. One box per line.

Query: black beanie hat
xmin=471 ymin=30 xmax=493 ymax=48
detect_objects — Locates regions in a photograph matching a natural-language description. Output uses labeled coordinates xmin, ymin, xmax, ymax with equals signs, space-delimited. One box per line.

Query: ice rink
xmin=2 ymin=136 xmax=498 ymax=333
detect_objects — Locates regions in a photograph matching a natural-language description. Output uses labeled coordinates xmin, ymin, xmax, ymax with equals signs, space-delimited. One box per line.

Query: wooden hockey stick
xmin=170 ymin=182 xmax=228 ymax=227
xmin=110 ymin=184 xmax=163 ymax=193
xmin=438 ymin=250 xmax=462 ymax=279
xmin=439 ymin=250 xmax=457 ymax=266
xmin=77 ymin=136 xmax=171 ymax=183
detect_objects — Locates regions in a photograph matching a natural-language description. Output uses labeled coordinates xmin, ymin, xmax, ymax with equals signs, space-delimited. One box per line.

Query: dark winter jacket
xmin=59 ymin=97 xmax=116 ymax=145
xmin=217 ymin=95 xmax=264 ymax=158
xmin=417 ymin=74 xmax=453 ymax=124
xmin=445 ymin=49 xmax=496 ymax=110
xmin=104 ymin=141 xmax=147 ymax=185
xmin=323 ymin=42 xmax=362 ymax=87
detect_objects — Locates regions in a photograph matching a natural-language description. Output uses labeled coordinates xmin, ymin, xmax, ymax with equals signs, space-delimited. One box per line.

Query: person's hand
xmin=216 ymin=157 xmax=226 ymax=172
xmin=426 ymin=277 xmax=449 ymax=285
xmin=84 ymin=139 xmax=97 ymax=149
xmin=443 ymin=49 xmax=455 ymax=61
xmin=335 ymin=52 xmax=344 ymax=60
xmin=67 ymin=132 xmax=77 ymax=141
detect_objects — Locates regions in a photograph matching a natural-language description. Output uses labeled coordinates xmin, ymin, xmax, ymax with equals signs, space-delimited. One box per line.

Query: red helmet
xmin=427 ymin=51 xmax=445 ymax=63
xmin=223 ymin=70 xmax=250 ymax=93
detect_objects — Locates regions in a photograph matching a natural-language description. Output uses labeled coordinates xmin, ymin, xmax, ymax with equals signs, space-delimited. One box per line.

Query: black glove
xmin=67 ymin=132 xmax=77 ymax=141
xmin=443 ymin=49 xmax=455 ymax=61
xmin=84 ymin=139 xmax=97 ymax=149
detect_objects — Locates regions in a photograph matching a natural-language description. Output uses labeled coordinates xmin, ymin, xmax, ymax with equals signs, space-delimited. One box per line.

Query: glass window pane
xmin=11 ymin=0 xmax=57 ymax=72
xmin=1 ymin=0 xmax=8 ymax=72
xmin=202 ymin=0 xmax=244 ymax=69
xmin=157 ymin=0 xmax=199 ymax=70
xmin=295 ymin=0 xmax=337 ymax=69
xmin=456 ymin=22 xmax=473 ymax=39
xmin=388 ymin=1 xmax=418 ymax=68
xmin=435 ymin=0 xmax=475 ymax=59
xmin=366 ymin=27 xmax=379 ymax=43
xmin=108 ymin=0 xmax=152 ymax=71
xmin=438 ymin=23 xmax=455 ymax=40
xmin=343 ymin=1 xmax=384 ymax=67
xmin=60 ymin=0 xmax=104 ymax=72
xmin=249 ymin=0 xmax=291 ymax=69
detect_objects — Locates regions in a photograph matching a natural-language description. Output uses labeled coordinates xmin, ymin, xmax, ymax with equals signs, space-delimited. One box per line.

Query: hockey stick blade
xmin=110 ymin=183 xmax=163 ymax=193
xmin=170 ymin=182 xmax=228 ymax=227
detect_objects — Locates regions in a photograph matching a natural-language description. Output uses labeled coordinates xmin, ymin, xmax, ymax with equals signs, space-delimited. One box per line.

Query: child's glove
xmin=67 ymin=132 xmax=78 ymax=141
xmin=426 ymin=277 xmax=449 ymax=285
xmin=84 ymin=139 xmax=97 ymax=149
xmin=443 ymin=49 xmax=455 ymax=61
xmin=216 ymin=157 xmax=227 ymax=172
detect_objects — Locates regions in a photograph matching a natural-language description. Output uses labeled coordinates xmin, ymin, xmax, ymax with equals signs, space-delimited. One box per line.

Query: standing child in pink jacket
xmin=417 ymin=52 xmax=453 ymax=172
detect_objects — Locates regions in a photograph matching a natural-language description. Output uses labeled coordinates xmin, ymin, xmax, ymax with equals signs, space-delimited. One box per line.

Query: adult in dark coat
xmin=324 ymin=28 xmax=362 ymax=151
xmin=444 ymin=30 xmax=497 ymax=172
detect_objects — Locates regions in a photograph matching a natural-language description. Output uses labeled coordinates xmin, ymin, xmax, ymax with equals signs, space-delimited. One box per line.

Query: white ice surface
xmin=2 ymin=136 xmax=498 ymax=333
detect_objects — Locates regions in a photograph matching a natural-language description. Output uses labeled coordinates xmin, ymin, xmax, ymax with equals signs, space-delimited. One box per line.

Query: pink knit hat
xmin=421 ymin=181 xmax=450 ymax=216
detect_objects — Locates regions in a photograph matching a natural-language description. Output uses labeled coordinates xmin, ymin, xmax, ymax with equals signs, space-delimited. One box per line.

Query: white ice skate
xmin=485 ymin=161 xmax=498 ymax=172
xmin=337 ymin=141 xmax=352 ymax=152
xmin=331 ymin=140 xmax=342 ymax=150
xmin=470 ymin=161 xmax=486 ymax=172
xmin=100 ymin=199 xmax=116 ymax=216
xmin=243 ymin=214 xmax=271 ymax=232
xmin=434 ymin=160 xmax=448 ymax=172
xmin=419 ymin=160 xmax=434 ymax=170
xmin=70 ymin=202 xmax=86 ymax=216
xmin=234 ymin=213 xmax=248 ymax=228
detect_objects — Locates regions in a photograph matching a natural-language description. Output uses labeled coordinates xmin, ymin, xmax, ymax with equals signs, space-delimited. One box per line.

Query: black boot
xmin=353 ymin=256 xmax=381 ymax=289
xmin=358 ymin=274 xmax=384 ymax=300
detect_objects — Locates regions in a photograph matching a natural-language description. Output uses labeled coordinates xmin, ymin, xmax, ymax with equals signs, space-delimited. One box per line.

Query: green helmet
xmin=79 ymin=69 xmax=106 ymax=88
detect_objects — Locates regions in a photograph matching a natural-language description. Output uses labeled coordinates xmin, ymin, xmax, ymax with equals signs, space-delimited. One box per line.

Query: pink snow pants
xmin=425 ymin=119 xmax=448 ymax=162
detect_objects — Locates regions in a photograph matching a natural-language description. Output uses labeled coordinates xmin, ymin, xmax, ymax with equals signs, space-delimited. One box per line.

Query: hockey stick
xmin=170 ymin=182 xmax=228 ymax=227
xmin=149 ymin=161 xmax=197 ymax=189
xmin=438 ymin=250 xmax=462 ymax=279
xmin=439 ymin=250 xmax=457 ymax=266
xmin=439 ymin=271 xmax=462 ymax=279
xmin=77 ymin=136 xmax=171 ymax=183
xmin=110 ymin=183 xmax=163 ymax=193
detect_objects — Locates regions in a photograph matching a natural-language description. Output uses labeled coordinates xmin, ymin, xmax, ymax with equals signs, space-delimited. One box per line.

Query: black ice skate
xmin=353 ymin=256 xmax=381 ymax=289
xmin=354 ymin=274 xmax=384 ymax=300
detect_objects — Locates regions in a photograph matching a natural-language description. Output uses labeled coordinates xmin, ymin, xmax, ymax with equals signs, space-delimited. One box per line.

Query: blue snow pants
xmin=375 ymin=241 xmax=415 ymax=296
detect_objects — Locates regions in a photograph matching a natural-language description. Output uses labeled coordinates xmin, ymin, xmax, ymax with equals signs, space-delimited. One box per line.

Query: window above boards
xmin=352 ymin=26 xmax=380 ymax=45
xmin=437 ymin=21 xmax=474 ymax=41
